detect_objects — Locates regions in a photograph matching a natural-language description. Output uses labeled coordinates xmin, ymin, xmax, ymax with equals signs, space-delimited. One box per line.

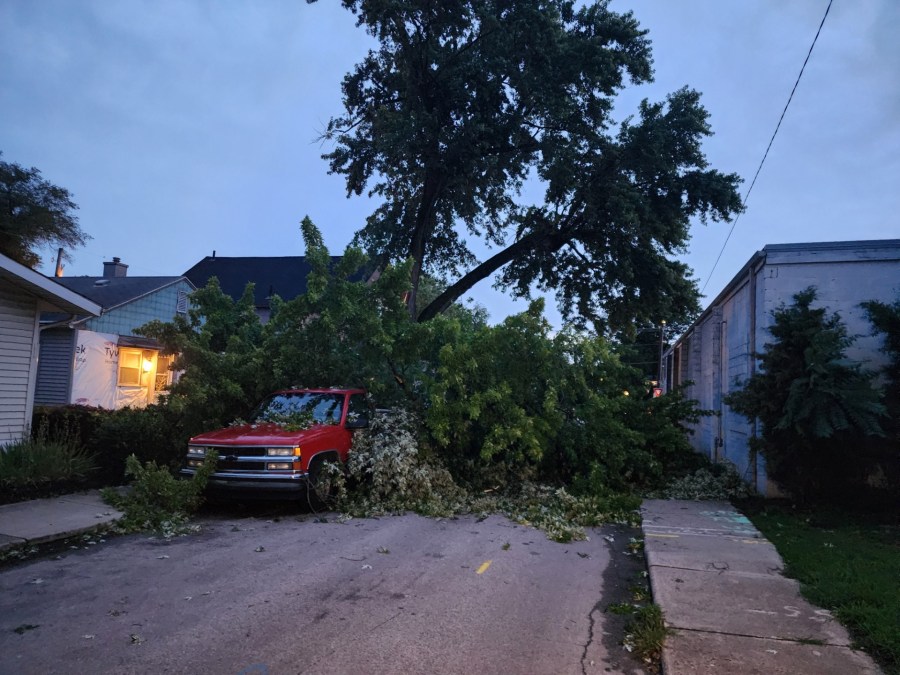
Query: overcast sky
xmin=2 ymin=0 xmax=898 ymax=325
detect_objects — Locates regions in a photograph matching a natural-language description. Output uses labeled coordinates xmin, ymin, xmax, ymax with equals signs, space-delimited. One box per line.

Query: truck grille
xmin=217 ymin=460 xmax=266 ymax=471
xmin=217 ymin=446 xmax=269 ymax=457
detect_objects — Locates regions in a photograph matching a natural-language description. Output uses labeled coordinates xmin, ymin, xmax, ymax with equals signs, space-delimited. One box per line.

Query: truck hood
xmin=190 ymin=423 xmax=336 ymax=446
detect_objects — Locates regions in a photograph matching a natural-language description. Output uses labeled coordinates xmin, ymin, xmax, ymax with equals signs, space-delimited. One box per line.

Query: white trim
xmin=25 ymin=302 xmax=41 ymax=428
xmin=0 ymin=253 xmax=101 ymax=316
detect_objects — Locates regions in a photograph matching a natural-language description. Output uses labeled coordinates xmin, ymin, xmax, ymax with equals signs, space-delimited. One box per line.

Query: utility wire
xmin=700 ymin=0 xmax=834 ymax=295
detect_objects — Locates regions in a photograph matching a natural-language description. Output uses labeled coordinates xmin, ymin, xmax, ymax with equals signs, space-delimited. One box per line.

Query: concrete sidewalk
xmin=641 ymin=499 xmax=881 ymax=674
xmin=0 ymin=491 xmax=122 ymax=555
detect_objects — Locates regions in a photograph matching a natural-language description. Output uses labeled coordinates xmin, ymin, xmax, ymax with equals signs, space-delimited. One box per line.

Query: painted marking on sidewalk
xmin=476 ymin=560 xmax=492 ymax=575
xmin=646 ymin=534 xmax=679 ymax=539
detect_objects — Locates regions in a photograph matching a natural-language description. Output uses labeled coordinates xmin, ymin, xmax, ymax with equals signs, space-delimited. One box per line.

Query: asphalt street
xmin=0 ymin=510 xmax=647 ymax=675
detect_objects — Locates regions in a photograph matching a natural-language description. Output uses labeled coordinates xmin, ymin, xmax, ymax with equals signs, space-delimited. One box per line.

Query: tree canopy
xmin=0 ymin=152 xmax=89 ymax=268
xmin=317 ymin=0 xmax=742 ymax=329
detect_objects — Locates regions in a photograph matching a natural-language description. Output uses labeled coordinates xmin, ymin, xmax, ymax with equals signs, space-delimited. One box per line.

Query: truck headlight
xmin=266 ymin=447 xmax=301 ymax=457
xmin=187 ymin=445 xmax=206 ymax=456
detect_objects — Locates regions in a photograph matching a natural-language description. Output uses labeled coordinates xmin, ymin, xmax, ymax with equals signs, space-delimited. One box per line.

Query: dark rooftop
xmin=183 ymin=256 xmax=365 ymax=308
xmin=53 ymin=276 xmax=189 ymax=310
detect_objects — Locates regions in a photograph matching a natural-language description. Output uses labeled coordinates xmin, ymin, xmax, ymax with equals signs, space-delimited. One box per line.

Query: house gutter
xmin=0 ymin=255 xmax=101 ymax=317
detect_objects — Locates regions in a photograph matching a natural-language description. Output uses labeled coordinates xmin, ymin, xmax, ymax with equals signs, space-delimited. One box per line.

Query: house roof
xmin=183 ymin=256 xmax=363 ymax=308
xmin=52 ymin=276 xmax=190 ymax=312
xmin=667 ymin=238 xmax=900 ymax=351
xmin=0 ymin=253 xmax=101 ymax=316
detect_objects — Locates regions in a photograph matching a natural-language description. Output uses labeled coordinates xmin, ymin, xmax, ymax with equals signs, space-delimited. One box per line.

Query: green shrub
xmin=102 ymin=450 xmax=217 ymax=534
xmin=32 ymin=403 xmax=190 ymax=487
xmin=87 ymin=404 xmax=188 ymax=484
xmin=862 ymin=297 xmax=900 ymax=498
xmin=726 ymin=288 xmax=886 ymax=503
xmin=0 ymin=424 xmax=97 ymax=503
xmin=32 ymin=405 xmax=110 ymax=454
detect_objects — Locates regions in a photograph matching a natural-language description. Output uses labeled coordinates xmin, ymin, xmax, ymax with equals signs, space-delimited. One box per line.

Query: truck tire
xmin=307 ymin=456 xmax=339 ymax=510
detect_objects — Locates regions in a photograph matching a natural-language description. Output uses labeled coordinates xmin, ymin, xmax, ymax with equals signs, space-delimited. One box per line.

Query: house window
xmin=155 ymin=354 xmax=173 ymax=392
xmin=118 ymin=349 xmax=143 ymax=386
xmin=118 ymin=349 xmax=154 ymax=386
xmin=176 ymin=290 xmax=188 ymax=316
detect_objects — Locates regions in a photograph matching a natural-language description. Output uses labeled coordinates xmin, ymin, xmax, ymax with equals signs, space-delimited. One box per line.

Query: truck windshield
xmin=249 ymin=392 xmax=344 ymax=425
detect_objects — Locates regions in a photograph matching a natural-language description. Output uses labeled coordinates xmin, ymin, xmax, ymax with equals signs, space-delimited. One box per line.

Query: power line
xmin=700 ymin=0 xmax=834 ymax=295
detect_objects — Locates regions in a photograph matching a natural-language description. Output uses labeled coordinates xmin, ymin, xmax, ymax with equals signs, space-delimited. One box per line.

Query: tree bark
xmin=416 ymin=228 xmax=561 ymax=322
xmin=406 ymin=169 xmax=444 ymax=318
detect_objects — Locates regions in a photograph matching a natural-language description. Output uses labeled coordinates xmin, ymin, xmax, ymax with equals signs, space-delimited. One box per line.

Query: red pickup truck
xmin=180 ymin=388 xmax=368 ymax=498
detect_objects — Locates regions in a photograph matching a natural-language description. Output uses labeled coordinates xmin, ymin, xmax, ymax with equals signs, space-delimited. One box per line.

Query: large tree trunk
xmin=406 ymin=168 xmax=444 ymax=318
xmin=417 ymin=228 xmax=560 ymax=322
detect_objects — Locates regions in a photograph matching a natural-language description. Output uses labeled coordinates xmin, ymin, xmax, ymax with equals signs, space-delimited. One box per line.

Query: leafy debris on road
xmin=254 ymin=546 xmax=265 ymax=553
xmin=129 ymin=633 xmax=144 ymax=645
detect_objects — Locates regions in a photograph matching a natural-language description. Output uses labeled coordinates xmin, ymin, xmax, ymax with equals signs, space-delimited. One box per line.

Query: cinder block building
xmin=661 ymin=239 xmax=900 ymax=495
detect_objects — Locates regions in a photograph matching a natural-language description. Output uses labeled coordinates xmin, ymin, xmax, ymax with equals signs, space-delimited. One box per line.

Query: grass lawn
xmin=747 ymin=505 xmax=900 ymax=675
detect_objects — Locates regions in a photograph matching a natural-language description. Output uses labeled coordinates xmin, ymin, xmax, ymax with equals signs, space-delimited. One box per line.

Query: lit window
xmin=118 ymin=349 xmax=142 ymax=385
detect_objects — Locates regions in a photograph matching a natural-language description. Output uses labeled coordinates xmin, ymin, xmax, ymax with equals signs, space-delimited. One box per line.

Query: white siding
xmin=0 ymin=285 xmax=39 ymax=444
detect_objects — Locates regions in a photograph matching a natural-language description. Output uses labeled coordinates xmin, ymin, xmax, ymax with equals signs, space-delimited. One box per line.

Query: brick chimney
xmin=103 ymin=257 xmax=128 ymax=278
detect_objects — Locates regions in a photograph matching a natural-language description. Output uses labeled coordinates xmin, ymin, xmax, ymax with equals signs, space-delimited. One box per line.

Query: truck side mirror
xmin=345 ymin=416 xmax=369 ymax=430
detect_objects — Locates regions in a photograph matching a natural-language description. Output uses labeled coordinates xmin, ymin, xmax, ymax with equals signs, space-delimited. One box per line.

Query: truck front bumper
xmin=180 ymin=468 xmax=311 ymax=498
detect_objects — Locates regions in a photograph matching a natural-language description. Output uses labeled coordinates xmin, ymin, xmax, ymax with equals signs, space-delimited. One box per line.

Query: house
xmin=183 ymin=254 xmax=376 ymax=322
xmin=34 ymin=258 xmax=195 ymax=410
xmin=661 ymin=239 xmax=900 ymax=495
xmin=0 ymin=253 xmax=100 ymax=443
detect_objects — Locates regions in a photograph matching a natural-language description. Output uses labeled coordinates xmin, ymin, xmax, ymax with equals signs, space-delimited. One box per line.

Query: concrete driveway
xmin=0 ymin=510 xmax=648 ymax=675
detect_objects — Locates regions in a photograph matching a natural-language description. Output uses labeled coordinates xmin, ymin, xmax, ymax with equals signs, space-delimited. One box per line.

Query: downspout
xmin=718 ymin=318 xmax=727 ymax=463
xmin=747 ymin=255 xmax=765 ymax=493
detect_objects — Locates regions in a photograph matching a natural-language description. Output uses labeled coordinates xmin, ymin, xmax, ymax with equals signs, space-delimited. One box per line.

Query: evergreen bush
xmin=726 ymin=288 xmax=886 ymax=502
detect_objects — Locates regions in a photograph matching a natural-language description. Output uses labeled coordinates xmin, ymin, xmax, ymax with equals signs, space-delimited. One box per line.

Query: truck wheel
xmin=307 ymin=457 xmax=339 ymax=510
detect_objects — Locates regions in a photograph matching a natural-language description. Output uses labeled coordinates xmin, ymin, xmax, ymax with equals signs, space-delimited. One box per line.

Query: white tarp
xmin=70 ymin=330 xmax=151 ymax=409
xmin=71 ymin=330 xmax=119 ymax=409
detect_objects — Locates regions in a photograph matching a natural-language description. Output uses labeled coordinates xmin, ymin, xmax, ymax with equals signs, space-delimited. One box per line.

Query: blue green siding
xmin=81 ymin=279 xmax=192 ymax=335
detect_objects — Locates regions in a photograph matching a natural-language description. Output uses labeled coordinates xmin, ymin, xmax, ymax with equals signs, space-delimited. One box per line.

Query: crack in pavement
xmin=580 ymin=598 xmax=604 ymax=675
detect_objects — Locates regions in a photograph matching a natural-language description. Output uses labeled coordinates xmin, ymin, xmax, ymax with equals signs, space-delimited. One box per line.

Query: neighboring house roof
xmin=183 ymin=256 xmax=368 ymax=308
xmin=0 ymin=253 xmax=101 ymax=316
xmin=53 ymin=276 xmax=189 ymax=313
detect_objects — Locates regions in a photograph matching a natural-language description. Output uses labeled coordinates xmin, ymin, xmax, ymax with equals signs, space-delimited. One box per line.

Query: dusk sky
xmin=2 ymin=0 xmax=897 ymax=326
